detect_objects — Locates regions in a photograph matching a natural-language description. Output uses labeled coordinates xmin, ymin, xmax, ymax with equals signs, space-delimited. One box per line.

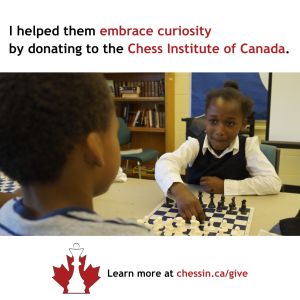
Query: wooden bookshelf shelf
xmin=104 ymin=72 xmax=175 ymax=156
xmin=113 ymin=97 xmax=164 ymax=102
xmin=128 ymin=127 xmax=165 ymax=133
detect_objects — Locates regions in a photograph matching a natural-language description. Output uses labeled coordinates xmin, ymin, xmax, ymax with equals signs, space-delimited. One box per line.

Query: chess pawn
xmin=165 ymin=218 xmax=173 ymax=227
xmin=164 ymin=218 xmax=174 ymax=236
xmin=220 ymin=219 xmax=228 ymax=233
xmin=164 ymin=229 xmax=173 ymax=236
xmin=190 ymin=216 xmax=200 ymax=229
xmin=190 ymin=227 xmax=202 ymax=236
xmin=231 ymin=226 xmax=241 ymax=236
xmin=153 ymin=218 xmax=164 ymax=231
xmin=217 ymin=227 xmax=226 ymax=236
xmin=174 ymin=219 xmax=186 ymax=236
xmin=67 ymin=243 xmax=86 ymax=294
xmin=203 ymin=221 xmax=210 ymax=236
xmin=208 ymin=222 xmax=215 ymax=233
xmin=216 ymin=201 xmax=223 ymax=212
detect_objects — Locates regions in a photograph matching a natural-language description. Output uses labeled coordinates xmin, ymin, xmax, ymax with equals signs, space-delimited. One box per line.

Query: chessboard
xmin=138 ymin=193 xmax=254 ymax=236
xmin=0 ymin=173 xmax=20 ymax=193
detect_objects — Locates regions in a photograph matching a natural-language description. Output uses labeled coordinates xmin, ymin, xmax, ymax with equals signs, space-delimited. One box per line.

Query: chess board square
xmin=233 ymin=219 xmax=247 ymax=226
xmin=236 ymin=215 xmax=248 ymax=221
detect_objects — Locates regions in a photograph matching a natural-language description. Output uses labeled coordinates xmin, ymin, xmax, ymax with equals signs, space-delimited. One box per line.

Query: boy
xmin=0 ymin=73 xmax=148 ymax=235
xmin=155 ymin=83 xmax=282 ymax=221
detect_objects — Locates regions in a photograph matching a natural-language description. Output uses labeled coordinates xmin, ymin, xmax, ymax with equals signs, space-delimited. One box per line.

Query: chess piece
xmin=231 ymin=197 xmax=237 ymax=210
xmin=166 ymin=197 xmax=174 ymax=207
xmin=218 ymin=227 xmax=226 ymax=236
xmin=221 ymin=219 xmax=228 ymax=233
xmin=198 ymin=191 xmax=204 ymax=207
xmin=228 ymin=203 xmax=235 ymax=214
xmin=216 ymin=200 xmax=223 ymax=212
xmin=174 ymin=219 xmax=186 ymax=235
xmin=190 ymin=216 xmax=200 ymax=228
xmin=220 ymin=194 xmax=225 ymax=203
xmin=231 ymin=226 xmax=241 ymax=236
xmin=164 ymin=218 xmax=174 ymax=236
xmin=67 ymin=243 xmax=86 ymax=294
xmin=153 ymin=217 xmax=164 ymax=230
xmin=190 ymin=226 xmax=202 ymax=236
xmin=203 ymin=223 xmax=210 ymax=236
xmin=208 ymin=193 xmax=216 ymax=209
xmin=240 ymin=199 xmax=247 ymax=215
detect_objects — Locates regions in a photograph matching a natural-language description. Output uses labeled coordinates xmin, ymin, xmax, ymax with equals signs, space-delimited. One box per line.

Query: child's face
xmin=205 ymin=97 xmax=246 ymax=152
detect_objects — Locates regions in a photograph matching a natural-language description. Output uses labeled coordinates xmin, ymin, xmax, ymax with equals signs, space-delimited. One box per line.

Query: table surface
xmin=93 ymin=178 xmax=300 ymax=236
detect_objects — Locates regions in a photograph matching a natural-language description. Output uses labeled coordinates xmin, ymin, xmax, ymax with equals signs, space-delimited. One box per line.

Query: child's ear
xmin=85 ymin=132 xmax=105 ymax=167
xmin=241 ymin=118 xmax=247 ymax=130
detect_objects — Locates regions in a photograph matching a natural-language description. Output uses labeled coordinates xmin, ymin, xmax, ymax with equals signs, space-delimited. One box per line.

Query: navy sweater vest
xmin=186 ymin=134 xmax=250 ymax=184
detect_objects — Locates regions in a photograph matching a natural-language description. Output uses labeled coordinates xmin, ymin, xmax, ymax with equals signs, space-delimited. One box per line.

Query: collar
xmin=202 ymin=135 xmax=239 ymax=158
xmin=13 ymin=199 xmax=96 ymax=220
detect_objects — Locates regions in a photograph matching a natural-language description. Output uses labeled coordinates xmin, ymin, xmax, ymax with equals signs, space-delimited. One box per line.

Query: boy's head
xmin=204 ymin=82 xmax=253 ymax=152
xmin=0 ymin=73 xmax=120 ymax=195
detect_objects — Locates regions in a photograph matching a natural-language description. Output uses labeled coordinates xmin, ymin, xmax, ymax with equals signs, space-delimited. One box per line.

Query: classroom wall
xmin=174 ymin=73 xmax=191 ymax=148
xmin=173 ymin=74 xmax=300 ymax=187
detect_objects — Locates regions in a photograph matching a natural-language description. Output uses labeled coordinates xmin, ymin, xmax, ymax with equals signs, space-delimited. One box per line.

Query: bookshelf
xmin=104 ymin=73 xmax=175 ymax=177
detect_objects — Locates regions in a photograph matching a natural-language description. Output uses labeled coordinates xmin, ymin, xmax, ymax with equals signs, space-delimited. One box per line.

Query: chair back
xmin=182 ymin=115 xmax=206 ymax=139
xmin=260 ymin=143 xmax=280 ymax=173
xmin=118 ymin=117 xmax=131 ymax=146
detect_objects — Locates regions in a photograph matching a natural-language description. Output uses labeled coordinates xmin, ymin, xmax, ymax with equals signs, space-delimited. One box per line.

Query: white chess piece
xmin=174 ymin=219 xmax=186 ymax=236
xmin=221 ymin=219 xmax=228 ymax=233
xmin=67 ymin=243 xmax=86 ymax=294
xmin=203 ymin=222 xmax=210 ymax=236
xmin=190 ymin=216 xmax=200 ymax=228
xmin=217 ymin=227 xmax=226 ymax=236
xmin=231 ymin=226 xmax=241 ymax=236
xmin=162 ymin=219 xmax=173 ymax=236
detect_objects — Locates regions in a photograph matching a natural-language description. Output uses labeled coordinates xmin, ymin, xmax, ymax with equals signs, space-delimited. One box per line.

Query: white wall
xmin=174 ymin=73 xmax=191 ymax=148
xmin=269 ymin=73 xmax=300 ymax=143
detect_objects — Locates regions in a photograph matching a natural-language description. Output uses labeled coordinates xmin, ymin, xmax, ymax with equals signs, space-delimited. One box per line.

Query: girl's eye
xmin=209 ymin=119 xmax=218 ymax=125
xmin=227 ymin=121 xmax=236 ymax=127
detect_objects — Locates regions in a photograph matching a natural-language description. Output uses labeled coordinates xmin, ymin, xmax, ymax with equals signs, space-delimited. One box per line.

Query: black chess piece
xmin=166 ymin=197 xmax=174 ymax=207
xmin=220 ymin=194 xmax=225 ymax=210
xmin=198 ymin=191 xmax=204 ymax=207
xmin=228 ymin=202 xmax=235 ymax=214
xmin=216 ymin=200 xmax=223 ymax=212
xmin=208 ymin=193 xmax=216 ymax=209
xmin=240 ymin=199 xmax=247 ymax=215
xmin=230 ymin=197 xmax=237 ymax=210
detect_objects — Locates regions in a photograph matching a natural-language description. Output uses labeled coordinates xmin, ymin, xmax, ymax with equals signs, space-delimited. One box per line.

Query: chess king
xmin=67 ymin=243 xmax=86 ymax=294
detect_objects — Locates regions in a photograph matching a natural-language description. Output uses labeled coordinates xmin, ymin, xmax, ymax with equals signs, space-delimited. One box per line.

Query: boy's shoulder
xmin=0 ymin=200 xmax=149 ymax=236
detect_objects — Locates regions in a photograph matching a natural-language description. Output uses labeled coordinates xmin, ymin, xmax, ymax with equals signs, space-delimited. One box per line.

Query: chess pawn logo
xmin=67 ymin=243 xmax=86 ymax=294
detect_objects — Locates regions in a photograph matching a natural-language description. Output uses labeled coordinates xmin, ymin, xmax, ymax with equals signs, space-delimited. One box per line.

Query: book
xmin=122 ymin=93 xmax=139 ymax=98
xmin=132 ymin=110 xmax=141 ymax=126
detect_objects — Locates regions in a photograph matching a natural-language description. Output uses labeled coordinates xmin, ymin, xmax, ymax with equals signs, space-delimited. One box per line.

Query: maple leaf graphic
xmin=53 ymin=255 xmax=100 ymax=294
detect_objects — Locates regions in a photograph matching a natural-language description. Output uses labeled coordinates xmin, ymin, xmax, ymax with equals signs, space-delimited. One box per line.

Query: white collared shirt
xmin=201 ymin=134 xmax=239 ymax=158
xmin=155 ymin=135 xmax=282 ymax=196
